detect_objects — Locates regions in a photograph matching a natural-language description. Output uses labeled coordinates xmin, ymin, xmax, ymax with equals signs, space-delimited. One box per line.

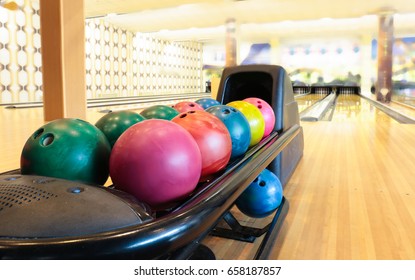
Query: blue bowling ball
xmin=235 ymin=168 xmax=283 ymax=218
xmin=195 ymin=97 xmax=220 ymax=109
xmin=206 ymin=105 xmax=251 ymax=158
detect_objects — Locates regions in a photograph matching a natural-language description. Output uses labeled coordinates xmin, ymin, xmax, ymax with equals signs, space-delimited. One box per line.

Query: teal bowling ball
xmin=235 ymin=168 xmax=283 ymax=218
xmin=195 ymin=97 xmax=220 ymax=109
xmin=20 ymin=118 xmax=111 ymax=185
xmin=95 ymin=110 xmax=146 ymax=148
xmin=140 ymin=105 xmax=179 ymax=120
xmin=206 ymin=105 xmax=251 ymax=159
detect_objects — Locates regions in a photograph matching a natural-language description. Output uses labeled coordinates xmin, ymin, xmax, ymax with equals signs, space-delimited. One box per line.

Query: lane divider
xmin=300 ymin=93 xmax=337 ymax=122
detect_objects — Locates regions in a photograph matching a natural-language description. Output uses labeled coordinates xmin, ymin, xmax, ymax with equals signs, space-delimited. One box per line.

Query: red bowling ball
xmin=173 ymin=101 xmax=204 ymax=113
xmin=172 ymin=110 xmax=232 ymax=181
xmin=109 ymin=119 xmax=202 ymax=210
xmin=243 ymin=97 xmax=275 ymax=138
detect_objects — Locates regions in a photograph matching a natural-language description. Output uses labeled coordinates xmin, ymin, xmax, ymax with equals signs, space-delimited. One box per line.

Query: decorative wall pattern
xmin=85 ymin=19 xmax=204 ymax=99
xmin=0 ymin=0 xmax=42 ymax=104
xmin=85 ymin=19 xmax=132 ymax=99
xmin=0 ymin=7 xmax=203 ymax=104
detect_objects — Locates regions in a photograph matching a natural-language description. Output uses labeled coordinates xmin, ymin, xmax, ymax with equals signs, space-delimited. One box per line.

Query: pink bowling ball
xmin=243 ymin=97 xmax=275 ymax=138
xmin=109 ymin=119 xmax=202 ymax=210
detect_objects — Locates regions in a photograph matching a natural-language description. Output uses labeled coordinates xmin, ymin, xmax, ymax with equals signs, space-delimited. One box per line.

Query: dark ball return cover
xmin=0 ymin=175 xmax=153 ymax=238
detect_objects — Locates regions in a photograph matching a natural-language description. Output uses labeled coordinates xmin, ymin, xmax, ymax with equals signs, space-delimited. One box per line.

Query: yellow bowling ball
xmin=227 ymin=100 xmax=265 ymax=147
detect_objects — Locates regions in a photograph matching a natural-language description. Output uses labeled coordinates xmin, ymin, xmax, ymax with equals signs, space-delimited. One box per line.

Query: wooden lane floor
xmin=332 ymin=94 xmax=400 ymax=123
xmin=295 ymin=93 xmax=327 ymax=113
xmin=391 ymin=89 xmax=415 ymax=108
xmin=268 ymin=94 xmax=415 ymax=260
xmin=366 ymin=92 xmax=415 ymax=121
xmin=387 ymin=101 xmax=415 ymax=121
xmin=1 ymin=106 xmax=44 ymax=173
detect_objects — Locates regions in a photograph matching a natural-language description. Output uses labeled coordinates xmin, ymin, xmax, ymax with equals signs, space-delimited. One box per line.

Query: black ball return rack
xmin=0 ymin=65 xmax=304 ymax=260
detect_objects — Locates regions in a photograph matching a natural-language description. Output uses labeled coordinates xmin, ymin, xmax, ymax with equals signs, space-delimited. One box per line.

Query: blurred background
xmin=0 ymin=0 xmax=414 ymax=104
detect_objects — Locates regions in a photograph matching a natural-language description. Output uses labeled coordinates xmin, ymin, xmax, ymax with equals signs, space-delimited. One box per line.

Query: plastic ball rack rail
xmin=0 ymin=65 xmax=304 ymax=260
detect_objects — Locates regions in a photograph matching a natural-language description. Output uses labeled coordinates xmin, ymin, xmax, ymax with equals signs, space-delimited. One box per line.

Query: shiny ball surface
xmin=140 ymin=105 xmax=179 ymax=120
xmin=243 ymin=97 xmax=275 ymax=138
xmin=236 ymin=168 xmax=283 ymax=218
xmin=95 ymin=110 xmax=146 ymax=148
xmin=172 ymin=110 xmax=232 ymax=181
xmin=109 ymin=119 xmax=202 ymax=210
xmin=206 ymin=105 xmax=251 ymax=159
xmin=21 ymin=118 xmax=111 ymax=185
xmin=227 ymin=100 xmax=265 ymax=147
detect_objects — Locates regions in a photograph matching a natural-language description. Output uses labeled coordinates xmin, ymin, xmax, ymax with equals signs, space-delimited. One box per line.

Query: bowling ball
xmin=172 ymin=110 xmax=232 ymax=181
xmin=195 ymin=97 xmax=220 ymax=109
xmin=235 ymin=168 xmax=283 ymax=218
xmin=95 ymin=110 xmax=146 ymax=148
xmin=206 ymin=105 xmax=251 ymax=159
xmin=21 ymin=118 xmax=111 ymax=185
xmin=227 ymin=100 xmax=265 ymax=147
xmin=139 ymin=105 xmax=179 ymax=120
xmin=173 ymin=101 xmax=204 ymax=113
xmin=243 ymin=97 xmax=275 ymax=138
xmin=109 ymin=119 xmax=202 ymax=210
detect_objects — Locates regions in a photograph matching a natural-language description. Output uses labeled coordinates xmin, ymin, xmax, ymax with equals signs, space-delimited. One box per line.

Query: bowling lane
xmin=330 ymin=94 xmax=400 ymax=124
xmin=0 ymin=106 xmax=45 ymax=173
xmin=295 ymin=93 xmax=328 ymax=113
xmin=387 ymin=101 xmax=415 ymax=121
xmin=392 ymin=88 xmax=415 ymax=107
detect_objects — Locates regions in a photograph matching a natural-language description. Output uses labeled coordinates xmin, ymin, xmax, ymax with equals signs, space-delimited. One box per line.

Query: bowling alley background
xmin=1 ymin=0 xmax=415 ymax=104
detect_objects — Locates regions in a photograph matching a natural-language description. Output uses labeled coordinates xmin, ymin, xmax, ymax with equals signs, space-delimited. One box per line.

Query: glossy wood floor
xmin=2 ymin=93 xmax=415 ymax=260
xmin=296 ymin=92 xmax=327 ymax=113
xmin=205 ymin=93 xmax=415 ymax=260
xmin=272 ymin=94 xmax=415 ymax=259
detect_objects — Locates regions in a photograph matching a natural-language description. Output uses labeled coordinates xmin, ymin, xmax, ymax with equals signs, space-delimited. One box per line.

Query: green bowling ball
xmin=20 ymin=118 xmax=111 ymax=185
xmin=95 ymin=110 xmax=146 ymax=148
xmin=140 ymin=105 xmax=179 ymax=120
